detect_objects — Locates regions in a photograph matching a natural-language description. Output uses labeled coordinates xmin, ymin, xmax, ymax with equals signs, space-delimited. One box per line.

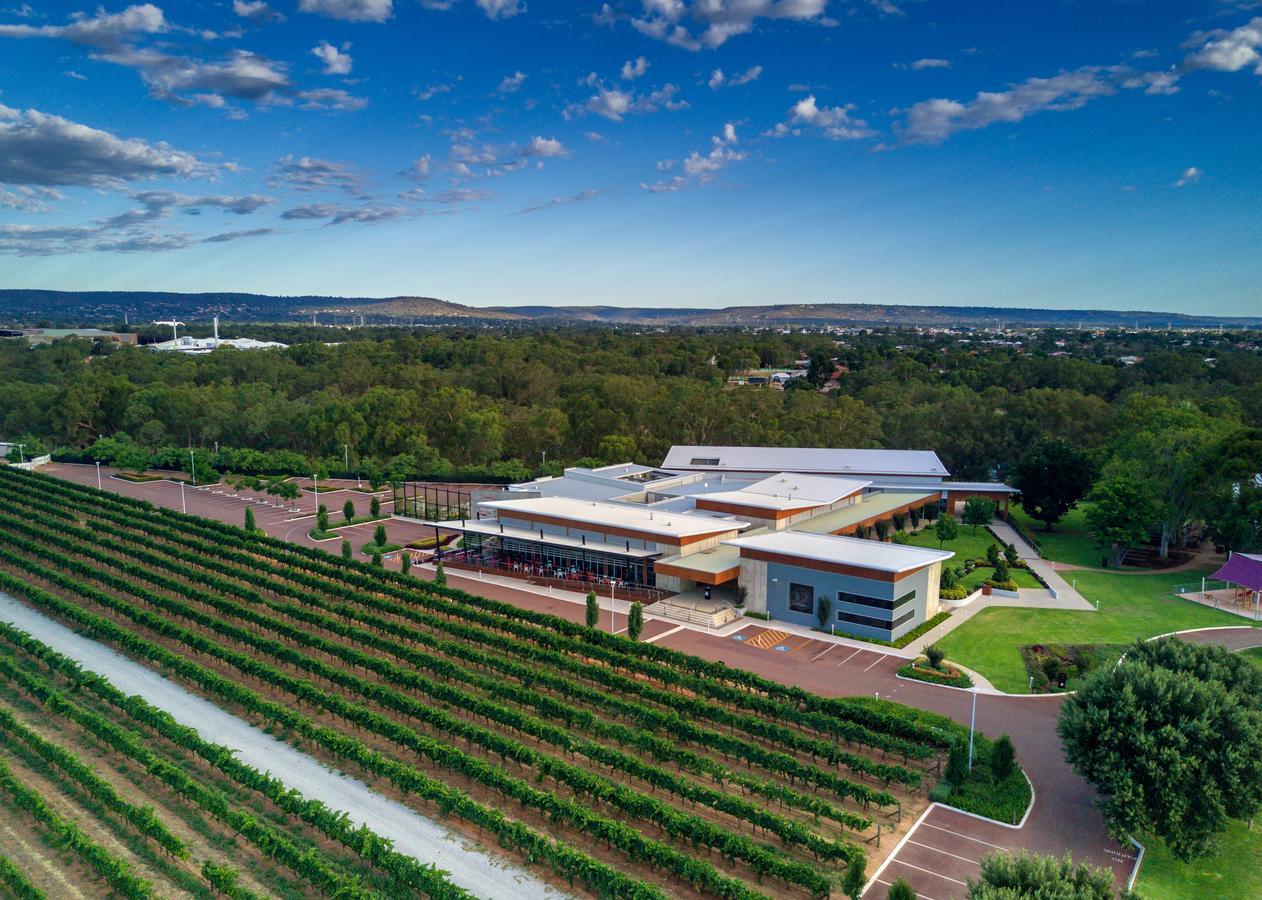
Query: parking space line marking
xmin=863 ymin=653 xmax=887 ymax=671
xmin=907 ymin=839 xmax=982 ymax=865
xmin=644 ymin=625 xmax=686 ymax=644
xmin=887 ymin=859 xmax=967 ymax=886
xmin=872 ymin=878 xmax=940 ymax=900
xmin=921 ymin=821 xmax=1008 ymax=851
xmin=836 ymin=648 xmax=863 ymax=667
xmin=810 ymin=643 xmax=836 ymax=661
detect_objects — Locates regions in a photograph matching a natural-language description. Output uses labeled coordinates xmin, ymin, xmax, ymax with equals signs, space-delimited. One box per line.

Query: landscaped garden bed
xmin=1020 ymin=642 xmax=1124 ymax=693
xmin=933 ymin=732 xmax=1032 ymax=825
xmin=898 ymin=659 xmax=973 ymax=688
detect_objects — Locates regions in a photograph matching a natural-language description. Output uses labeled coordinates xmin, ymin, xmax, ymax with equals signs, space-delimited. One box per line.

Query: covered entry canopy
xmin=1210 ymin=552 xmax=1262 ymax=592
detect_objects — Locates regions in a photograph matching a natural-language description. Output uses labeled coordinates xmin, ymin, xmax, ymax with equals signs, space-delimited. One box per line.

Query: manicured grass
xmin=935 ymin=568 xmax=1257 ymax=693
xmin=957 ymin=566 xmax=1042 ymax=592
xmin=906 ymin=525 xmax=1005 ymax=562
xmin=1009 ymin=505 xmax=1104 ymax=568
xmin=360 ymin=541 xmax=401 ymax=556
xmin=1136 ymin=819 xmax=1262 ymax=900
xmin=1241 ymin=646 xmax=1262 ymax=670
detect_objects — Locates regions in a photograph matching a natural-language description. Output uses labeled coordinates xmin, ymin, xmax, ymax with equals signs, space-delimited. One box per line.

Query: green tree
xmin=1013 ymin=439 xmax=1096 ymax=531
xmin=806 ymin=349 xmax=832 ymax=387
xmin=886 ymin=878 xmax=916 ymax=900
xmin=842 ymin=860 xmax=866 ymax=900
xmin=433 ymin=560 xmax=446 ymax=587
xmin=985 ymin=543 xmax=1002 ymax=568
xmin=341 ymin=539 xmax=351 ymax=560
xmin=370 ymin=495 xmax=381 ymax=518
xmin=967 ymin=851 xmax=1112 ymax=899
xmin=990 ymin=736 xmax=1016 ymax=781
xmin=935 ymin=516 xmax=958 ymax=548
xmin=1058 ymin=638 xmax=1262 ymax=861
xmin=992 ymin=560 xmax=1010 ymax=584
xmin=373 ymin=523 xmax=387 ymax=547
xmin=875 ymin=519 xmax=890 ymax=541
xmin=243 ymin=507 xmax=255 ymax=533
xmin=316 ymin=504 xmax=329 ymax=534
xmin=627 ymin=601 xmax=644 ymax=641
xmin=945 ymin=740 xmax=969 ymax=785
xmin=400 ymin=553 xmax=410 ymax=576
xmin=1084 ymin=474 xmax=1157 ymax=568
xmin=371 ymin=550 xmax=382 ymax=567
xmin=816 ymin=595 xmax=832 ymax=630
xmin=343 ymin=499 xmax=355 ymax=523
xmin=961 ymin=497 xmax=995 ymax=533
xmin=585 ymin=590 xmax=599 ymax=628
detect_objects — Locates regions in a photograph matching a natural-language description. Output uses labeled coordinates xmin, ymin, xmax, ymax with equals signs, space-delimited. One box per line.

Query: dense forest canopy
xmin=3 ymin=326 xmax=1261 ymax=546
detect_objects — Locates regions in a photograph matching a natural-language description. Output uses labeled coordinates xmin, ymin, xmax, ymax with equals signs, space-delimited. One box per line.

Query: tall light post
xmin=610 ymin=581 xmax=616 ymax=633
xmin=95 ymin=460 xmax=102 ymax=490
xmin=312 ymin=473 xmax=318 ymax=512
xmin=188 ymin=450 xmax=196 ymax=486
xmin=180 ymin=480 xmax=186 ymax=514
xmin=15 ymin=444 xmax=24 ymax=465
xmin=967 ymin=686 xmax=978 ymax=771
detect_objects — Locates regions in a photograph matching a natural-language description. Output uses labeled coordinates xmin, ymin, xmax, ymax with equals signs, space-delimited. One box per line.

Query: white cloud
xmin=645 ymin=122 xmax=744 ymax=192
xmin=270 ymin=155 xmax=365 ymax=195
xmin=298 ymin=0 xmax=392 ymax=22
xmin=521 ymin=136 xmax=568 ymax=158
xmin=312 ymin=40 xmax=352 ymax=75
xmin=707 ymin=65 xmax=762 ymax=89
xmin=498 ymin=70 xmax=527 ymax=92
xmin=0 ymin=185 xmax=63 ymax=212
xmin=896 ymin=66 xmax=1124 ymax=144
xmin=574 ymin=74 xmax=687 ymax=121
xmin=621 ymin=56 xmax=649 ymax=80
xmin=513 ymin=188 xmax=599 ymax=214
xmin=429 ymin=188 xmax=494 ymax=204
xmin=769 ymin=94 xmax=874 ymax=140
xmin=908 ymin=57 xmax=950 ymax=71
xmin=203 ymin=227 xmax=280 ymax=242
xmin=631 ymin=0 xmax=827 ymax=50
xmin=583 ymin=130 xmax=605 ymax=141
xmin=0 ymin=3 xmax=169 ymax=47
xmin=233 ymin=1 xmax=284 ymax=24
xmin=405 ymin=154 xmax=433 ymax=181
xmin=417 ymin=81 xmax=456 ymax=101
xmin=282 ymin=203 xmax=405 ymax=223
xmin=475 ymin=0 xmax=524 ymax=18
xmin=294 ymin=87 xmax=368 ymax=110
xmin=1183 ymin=17 xmax=1262 ymax=75
xmin=0 ymin=105 xmax=208 ymax=187
xmin=1174 ymin=166 xmax=1202 ymax=187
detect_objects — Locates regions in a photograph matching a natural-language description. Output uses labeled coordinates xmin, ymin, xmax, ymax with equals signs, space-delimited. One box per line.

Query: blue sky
xmin=0 ymin=1 xmax=1260 ymax=313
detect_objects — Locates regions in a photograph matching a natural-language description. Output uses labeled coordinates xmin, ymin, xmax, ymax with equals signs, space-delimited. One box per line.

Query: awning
xmin=1210 ymin=552 xmax=1262 ymax=592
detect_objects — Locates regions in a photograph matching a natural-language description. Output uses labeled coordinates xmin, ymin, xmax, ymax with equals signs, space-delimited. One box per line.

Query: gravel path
xmin=0 ymin=592 xmax=566 ymax=900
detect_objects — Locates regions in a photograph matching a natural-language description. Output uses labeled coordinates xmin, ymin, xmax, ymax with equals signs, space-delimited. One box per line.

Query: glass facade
xmin=454 ymin=533 xmax=654 ymax=586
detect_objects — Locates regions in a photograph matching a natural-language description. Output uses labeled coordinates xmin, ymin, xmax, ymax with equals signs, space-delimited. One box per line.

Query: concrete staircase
xmin=653 ymin=597 xmax=741 ymax=628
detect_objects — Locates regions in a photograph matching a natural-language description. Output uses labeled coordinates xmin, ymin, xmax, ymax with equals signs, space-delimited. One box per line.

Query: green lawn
xmin=905 ymin=525 xmax=1042 ymax=591
xmin=1136 ymin=819 xmax=1262 ymax=899
xmin=935 ymin=568 xmax=1258 ymax=692
xmin=1009 ymin=505 xmax=1104 ymax=568
xmin=1241 ymin=646 xmax=1262 ymax=670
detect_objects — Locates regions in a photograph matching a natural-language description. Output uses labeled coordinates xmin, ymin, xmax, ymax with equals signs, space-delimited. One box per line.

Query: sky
xmin=0 ymin=1 xmax=1260 ymax=313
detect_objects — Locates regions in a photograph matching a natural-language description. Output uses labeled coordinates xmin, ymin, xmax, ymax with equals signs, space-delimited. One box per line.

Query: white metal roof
xmin=481 ymin=496 xmax=749 ymax=539
xmin=698 ymin=473 xmax=870 ymax=511
xmin=662 ymin=445 xmax=949 ymax=477
xmin=419 ymin=518 xmax=659 ymax=557
xmin=724 ymin=530 xmax=954 ymax=574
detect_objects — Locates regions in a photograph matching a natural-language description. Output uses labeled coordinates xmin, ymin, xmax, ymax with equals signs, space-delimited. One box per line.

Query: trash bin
xmin=703 ymin=585 xmax=712 ymax=601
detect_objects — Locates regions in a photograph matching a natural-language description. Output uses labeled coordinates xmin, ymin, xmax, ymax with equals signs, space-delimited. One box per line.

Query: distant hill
xmin=2 ymin=289 xmax=1260 ymax=329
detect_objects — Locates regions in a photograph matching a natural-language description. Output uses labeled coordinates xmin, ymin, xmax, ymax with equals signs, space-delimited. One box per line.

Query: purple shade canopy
xmin=1211 ymin=553 xmax=1262 ymax=592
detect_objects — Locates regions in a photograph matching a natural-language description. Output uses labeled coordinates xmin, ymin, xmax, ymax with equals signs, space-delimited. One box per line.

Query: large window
xmin=837 ymin=608 xmax=916 ymax=632
xmin=788 ymin=583 xmax=815 ymax=614
xmin=836 ymin=588 xmax=917 ymax=612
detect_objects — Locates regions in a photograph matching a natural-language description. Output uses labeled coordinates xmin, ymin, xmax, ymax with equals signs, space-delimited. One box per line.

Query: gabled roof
xmin=481 ymin=496 xmax=749 ymax=539
xmin=725 ymin=530 xmax=953 ymax=574
xmin=662 ymin=445 xmax=949 ymax=478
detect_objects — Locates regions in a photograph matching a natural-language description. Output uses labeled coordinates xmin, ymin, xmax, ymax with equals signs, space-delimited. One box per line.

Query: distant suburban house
xmin=11 ymin=328 xmax=138 ymax=346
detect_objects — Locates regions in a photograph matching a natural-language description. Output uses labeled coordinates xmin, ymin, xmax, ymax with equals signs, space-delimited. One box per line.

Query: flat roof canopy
xmin=697 ymin=473 xmax=870 ymax=511
xmin=663 ymin=445 xmax=949 ymax=478
xmin=725 ymin=530 xmax=954 ymax=574
xmin=420 ymin=518 xmax=659 ymax=558
xmin=480 ymin=495 xmax=749 ymax=539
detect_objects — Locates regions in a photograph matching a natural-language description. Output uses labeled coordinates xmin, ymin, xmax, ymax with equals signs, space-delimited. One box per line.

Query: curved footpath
xmin=0 ymin=591 xmax=566 ymax=900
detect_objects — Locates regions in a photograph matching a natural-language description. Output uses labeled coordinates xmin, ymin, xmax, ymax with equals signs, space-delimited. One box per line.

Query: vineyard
xmin=0 ymin=466 xmax=962 ymax=899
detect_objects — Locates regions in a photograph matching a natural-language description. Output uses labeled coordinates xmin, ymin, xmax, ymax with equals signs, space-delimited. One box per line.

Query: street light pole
xmin=188 ymin=450 xmax=196 ymax=486
xmin=968 ymin=687 xmax=978 ymax=771
xmin=180 ymin=480 xmax=186 ymax=514
xmin=312 ymin=474 xmax=318 ymax=512
xmin=15 ymin=444 xmax=24 ymax=465
xmin=95 ymin=461 xmax=102 ymax=490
